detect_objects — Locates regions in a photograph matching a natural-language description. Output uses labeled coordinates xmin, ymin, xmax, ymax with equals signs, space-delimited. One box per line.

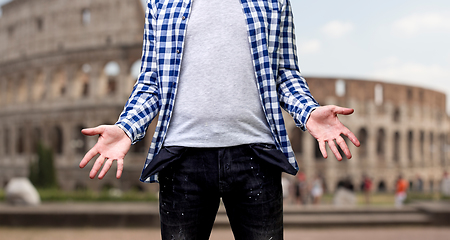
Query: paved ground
xmin=1 ymin=227 xmax=450 ymax=240
xmin=0 ymin=202 xmax=437 ymax=227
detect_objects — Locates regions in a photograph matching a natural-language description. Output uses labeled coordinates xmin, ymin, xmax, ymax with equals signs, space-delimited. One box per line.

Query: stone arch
xmin=103 ymin=61 xmax=121 ymax=95
xmin=104 ymin=61 xmax=120 ymax=76
xmin=128 ymin=59 xmax=142 ymax=91
xmin=51 ymin=126 xmax=64 ymax=154
xmin=73 ymin=124 xmax=88 ymax=154
xmin=439 ymin=133 xmax=446 ymax=167
xmin=393 ymin=108 xmax=401 ymax=123
xmin=36 ymin=17 xmax=44 ymax=32
xmin=16 ymin=75 xmax=27 ymax=103
xmin=336 ymin=176 xmax=354 ymax=191
xmin=393 ymin=131 xmax=401 ymax=162
xmin=31 ymin=127 xmax=42 ymax=154
xmin=358 ymin=128 xmax=368 ymax=158
xmin=430 ymin=132 xmax=434 ymax=160
xmin=407 ymin=88 xmax=413 ymax=100
xmin=408 ymin=130 xmax=414 ymax=162
xmin=51 ymin=68 xmax=67 ymax=99
xmin=32 ymin=70 xmax=46 ymax=101
xmin=74 ymin=64 xmax=91 ymax=98
xmin=4 ymin=128 xmax=10 ymax=155
xmin=130 ymin=60 xmax=141 ymax=79
xmin=335 ymin=79 xmax=346 ymax=97
xmin=81 ymin=8 xmax=91 ymax=26
xmin=420 ymin=131 xmax=425 ymax=158
xmin=6 ymin=78 xmax=14 ymax=104
xmin=377 ymin=180 xmax=386 ymax=192
xmin=16 ymin=127 xmax=25 ymax=154
xmin=374 ymin=84 xmax=383 ymax=106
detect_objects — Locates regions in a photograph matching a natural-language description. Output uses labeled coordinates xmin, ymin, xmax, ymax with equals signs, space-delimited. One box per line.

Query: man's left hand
xmin=305 ymin=105 xmax=360 ymax=160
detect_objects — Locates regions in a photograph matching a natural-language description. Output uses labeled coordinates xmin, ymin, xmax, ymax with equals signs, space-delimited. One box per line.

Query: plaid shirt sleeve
xmin=276 ymin=0 xmax=320 ymax=131
xmin=115 ymin=1 xmax=161 ymax=144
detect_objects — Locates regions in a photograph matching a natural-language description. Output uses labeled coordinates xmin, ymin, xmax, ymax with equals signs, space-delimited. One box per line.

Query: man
xmin=441 ymin=171 xmax=450 ymax=197
xmin=395 ymin=175 xmax=408 ymax=208
xmin=80 ymin=0 xmax=360 ymax=239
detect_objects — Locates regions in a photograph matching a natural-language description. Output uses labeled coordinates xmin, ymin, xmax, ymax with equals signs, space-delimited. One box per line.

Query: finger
xmin=116 ymin=159 xmax=124 ymax=179
xmin=90 ymin=155 xmax=106 ymax=179
xmin=318 ymin=140 xmax=328 ymax=159
xmin=342 ymin=128 xmax=361 ymax=147
xmin=79 ymin=147 xmax=99 ymax=168
xmin=98 ymin=158 xmax=114 ymax=179
xmin=328 ymin=140 xmax=343 ymax=161
xmin=336 ymin=136 xmax=352 ymax=159
xmin=81 ymin=125 xmax=105 ymax=136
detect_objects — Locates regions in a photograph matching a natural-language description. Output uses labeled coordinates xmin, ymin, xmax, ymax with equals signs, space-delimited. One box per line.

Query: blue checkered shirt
xmin=116 ymin=0 xmax=320 ymax=183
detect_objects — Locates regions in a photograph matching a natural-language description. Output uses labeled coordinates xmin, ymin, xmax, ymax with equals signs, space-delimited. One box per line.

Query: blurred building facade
xmin=0 ymin=0 xmax=448 ymax=193
xmin=0 ymin=0 xmax=155 ymax=192
xmin=285 ymin=78 xmax=450 ymax=193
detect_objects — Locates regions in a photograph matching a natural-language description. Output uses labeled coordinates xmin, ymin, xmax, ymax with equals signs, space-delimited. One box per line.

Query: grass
xmin=320 ymin=192 xmax=449 ymax=206
xmin=320 ymin=193 xmax=396 ymax=206
xmin=0 ymin=188 xmax=158 ymax=202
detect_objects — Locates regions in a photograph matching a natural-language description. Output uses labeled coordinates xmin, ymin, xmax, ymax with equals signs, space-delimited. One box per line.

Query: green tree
xmin=29 ymin=143 xmax=58 ymax=188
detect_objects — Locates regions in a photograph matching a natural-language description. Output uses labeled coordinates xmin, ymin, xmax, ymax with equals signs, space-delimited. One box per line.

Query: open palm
xmin=306 ymin=105 xmax=360 ymax=160
xmin=79 ymin=125 xmax=132 ymax=179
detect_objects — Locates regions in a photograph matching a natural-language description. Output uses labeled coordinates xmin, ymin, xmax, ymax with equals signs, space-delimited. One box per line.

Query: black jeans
xmin=158 ymin=144 xmax=283 ymax=240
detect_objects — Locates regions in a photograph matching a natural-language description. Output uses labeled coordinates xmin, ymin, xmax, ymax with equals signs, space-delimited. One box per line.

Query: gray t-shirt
xmin=163 ymin=0 xmax=274 ymax=147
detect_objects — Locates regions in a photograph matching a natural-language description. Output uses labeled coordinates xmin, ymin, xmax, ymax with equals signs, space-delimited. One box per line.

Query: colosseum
xmin=0 ymin=0 xmax=449 ymax=194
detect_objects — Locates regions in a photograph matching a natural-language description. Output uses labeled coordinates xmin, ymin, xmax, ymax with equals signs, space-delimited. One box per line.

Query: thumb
xmin=333 ymin=106 xmax=354 ymax=115
xmin=81 ymin=125 xmax=105 ymax=136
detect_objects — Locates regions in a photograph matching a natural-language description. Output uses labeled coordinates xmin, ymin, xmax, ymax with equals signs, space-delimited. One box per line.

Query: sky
xmin=289 ymin=0 xmax=450 ymax=112
xmin=1 ymin=0 xmax=450 ymax=112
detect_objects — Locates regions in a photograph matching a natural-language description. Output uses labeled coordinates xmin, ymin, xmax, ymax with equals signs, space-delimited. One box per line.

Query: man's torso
xmin=163 ymin=0 xmax=274 ymax=147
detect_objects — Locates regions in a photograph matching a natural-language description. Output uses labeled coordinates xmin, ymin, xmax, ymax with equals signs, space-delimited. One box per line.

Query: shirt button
xmin=176 ymin=50 xmax=180 ymax=54
xmin=182 ymin=16 xmax=186 ymax=20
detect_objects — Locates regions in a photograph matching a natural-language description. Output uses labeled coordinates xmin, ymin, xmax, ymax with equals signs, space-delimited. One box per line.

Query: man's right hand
xmin=79 ymin=125 xmax=132 ymax=179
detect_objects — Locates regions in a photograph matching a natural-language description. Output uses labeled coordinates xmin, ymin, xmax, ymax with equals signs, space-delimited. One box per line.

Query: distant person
xmin=362 ymin=175 xmax=372 ymax=205
xmin=79 ymin=0 xmax=360 ymax=239
xmin=441 ymin=171 xmax=450 ymax=197
xmin=311 ymin=175 xmax=324 ymax=205
xmin=343 ymin=176 xmax=354 ymax=192
xmin=282 ymin=174 xmax=291 ymax=203
xmin=334 ymin=177 xmax=356 ymax=206
xmin=296 ymin=170 xmax=308 ymax=205
xmin=395 ymin=175 xmax=408 ymax=208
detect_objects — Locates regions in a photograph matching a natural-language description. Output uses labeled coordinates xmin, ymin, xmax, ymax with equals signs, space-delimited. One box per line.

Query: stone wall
xmin=285 ymin=77 xmax=450 ymax=192
xmin=0 ymin=0 xmax=448 ymax=194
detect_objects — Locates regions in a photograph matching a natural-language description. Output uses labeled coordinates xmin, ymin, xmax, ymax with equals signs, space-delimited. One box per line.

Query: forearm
xmin=278 ymin=73 xmax=319 ymax=130
xmin=115 ymin=81 xmax=160 ymax=144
